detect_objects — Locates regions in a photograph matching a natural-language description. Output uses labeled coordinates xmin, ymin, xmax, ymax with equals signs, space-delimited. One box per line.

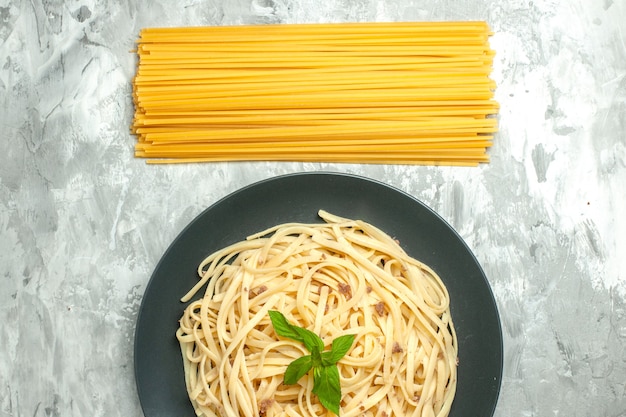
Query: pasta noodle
xmin=176 ymin=210 xmax=458 ymax=417
xmin=132 ymin=21 xmax=498 ymax=165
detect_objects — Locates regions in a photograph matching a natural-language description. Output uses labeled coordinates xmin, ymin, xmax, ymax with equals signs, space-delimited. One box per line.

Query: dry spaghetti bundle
xmin=132 ymin=22 xmax=498 ymax=165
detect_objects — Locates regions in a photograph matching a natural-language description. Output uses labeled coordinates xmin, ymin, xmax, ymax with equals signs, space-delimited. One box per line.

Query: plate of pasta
xmin=134 ymin=171 xmax=502 ymax=417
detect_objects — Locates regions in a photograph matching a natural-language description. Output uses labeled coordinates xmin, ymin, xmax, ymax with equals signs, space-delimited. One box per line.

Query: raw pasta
xmin=132 ymin=21 xmax=498 ymax=165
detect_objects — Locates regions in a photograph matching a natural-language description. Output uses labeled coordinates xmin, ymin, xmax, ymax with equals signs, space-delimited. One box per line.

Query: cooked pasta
xmin=176 ymin=210 xmax=458 ymax=417
xmin=132 ymin=21 xmax=498 ymax=165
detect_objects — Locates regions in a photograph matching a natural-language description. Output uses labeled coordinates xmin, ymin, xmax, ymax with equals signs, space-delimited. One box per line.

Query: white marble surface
xmin=1 ymin=0 xmax=625 ymax=416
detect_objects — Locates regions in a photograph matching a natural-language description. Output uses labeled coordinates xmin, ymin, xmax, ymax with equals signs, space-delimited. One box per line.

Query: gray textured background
xmin=1 ymin=0 xmax=625 ymax=416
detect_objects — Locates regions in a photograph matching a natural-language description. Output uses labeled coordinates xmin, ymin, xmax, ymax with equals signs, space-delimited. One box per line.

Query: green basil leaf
xmin=294 ymin=326 xmax=324 ymax=354
xmin=328 ymin=334 xmax=355 ymax=364
xmin=268 ymin=311 xmax=303 ymax=343
xmin=284 ymin=355 xmax=313 ymax=385
xmin=312 ymin=365 xmax=341 ymax=415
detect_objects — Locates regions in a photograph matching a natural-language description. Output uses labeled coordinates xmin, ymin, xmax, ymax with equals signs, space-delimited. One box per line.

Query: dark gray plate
xmin=134 ymin=171 xmax=502 ymax=417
